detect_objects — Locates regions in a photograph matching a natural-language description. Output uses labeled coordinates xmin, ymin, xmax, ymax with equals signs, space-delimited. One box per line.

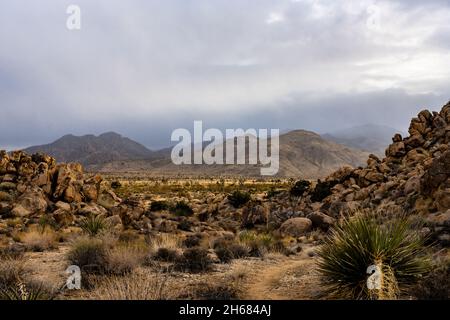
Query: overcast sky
xmin=1 ymin=0 xmax=449 ymax=150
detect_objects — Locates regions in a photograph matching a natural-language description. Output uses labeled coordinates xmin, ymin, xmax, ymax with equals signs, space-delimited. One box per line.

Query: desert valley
xmin=0 ymin=102 xmax=449 ymax=300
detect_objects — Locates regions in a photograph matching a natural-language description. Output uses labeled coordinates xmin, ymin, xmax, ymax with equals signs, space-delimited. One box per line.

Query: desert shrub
xmin=170 ymin=201 xmax=194 ymax=217
xmin=317 ymin=215 xmax=430 ymax=300
xmin=79 ymin=214 xmax=108 ymax=237
xmin=84 ymin=271 xmax=170 ymax=300
xmin=228 ymin=190 xmax=251 ymax=208
xmin=194 ymin=282 xmax=240 ymax=300
xmin=106 ymin=245 xmax=147 ymax=275
xmin=0 ymin=258 xmax=24 ymax=291
xmin=412 ymin=259 xmax=450 ymax=300
xmin=118 ymin=230 xmax=140 ymax=244
xmin=265 ymin=187 xmax=282 ymax=199
xmin=150 ymin=200 xmax=169 ymax=212
xmin=310 ymin=180 xmax=338 ymax=202
xmin=178 ymin=218 xmax=193 ymax=231
xmin=183 ymin=234 xmax=202 ymax=248
xmin=290 ymin=180 xmax=311 ymax=197
xmin=154 ymin=248 xmax=180 ymax=262
xmin=67 ymin=237 xmax=108 ymax=274
xmin=148 ymin=233 xmax=181 ymax=253
xmin=175 ymin=247 xmax=213 ymax=273
xmin=238 ymin=230 xmax=286 ymax=257
xmin=213 ymin=240 xmax=249 ymax=263
xmin=111 ymin=181 xmax=122 ymax=189
xmin=18 ymin=227 xmax=58 ymax=252
xmin=0 ymin=280 xmax=55 ymax=300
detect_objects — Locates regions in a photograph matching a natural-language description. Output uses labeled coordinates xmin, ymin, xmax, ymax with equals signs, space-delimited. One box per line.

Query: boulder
xmin=278 ymin=217 xmax=312 ymax=237
xmin=307 ymin=211 xmax=336 ymax=230
xmin=97 ymin=190 xmax=121 ymax=209
xmin=12 ymin=188 xmax=47 ymax=217
xmin=77 ymin=202 xmax=108 ymax=217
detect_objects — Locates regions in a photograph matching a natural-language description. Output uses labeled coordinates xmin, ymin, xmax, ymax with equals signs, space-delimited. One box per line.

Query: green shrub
xmin=79 ymin=215 xmax=107 ymax=237
xmin=317 ymin=214 xmax=430 ymax=300
xmin=150 ymin=200 xmax=169 ymax=212
xmin=238 ymin=230 xmax=286 ymax=257
xmin=290 ymin=180 xmax=311 ymax=197
xmin=228 ymin=190 xmax=251 ymax=208
xmin=170 ymin=201 xmax=194 ymax=217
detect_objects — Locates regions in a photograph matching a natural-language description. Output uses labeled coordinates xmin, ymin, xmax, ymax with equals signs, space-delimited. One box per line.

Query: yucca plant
xmin=80 ymin=214 xmax=107 ymax=237
xmin=0 ymin=281 xmax=54 ymax=300
xmin=317 ymin=214 xmax=430 ymax=300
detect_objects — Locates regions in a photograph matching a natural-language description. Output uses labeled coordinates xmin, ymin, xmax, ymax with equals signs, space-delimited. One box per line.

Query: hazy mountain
xmin=322 ymin=124 xmax=405 ymax=157
xmin=24 ymin=132 xmax=159 ymax=165
xmin=89 ymin=130 xmax=370 ymax=179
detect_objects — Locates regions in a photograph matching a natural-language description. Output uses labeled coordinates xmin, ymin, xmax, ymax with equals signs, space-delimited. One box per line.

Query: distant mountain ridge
xmin=24 ymin=132 xmax=159 ymax=165
xmin=322 ymin=124 xmax=405 ymax=157
xmin=87 ymin=130 xmax=370 ymax=179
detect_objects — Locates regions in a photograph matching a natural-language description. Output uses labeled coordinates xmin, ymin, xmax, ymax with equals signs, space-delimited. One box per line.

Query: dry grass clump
xmin=67 ymin=234 xmax=148 ymax=276
xmin=18 ymin=226 xmax=58 ymax=252
xmin=83 ymin=270 xmax=171 ymax=300
xmin=238 ymin=230 xmax=286 ymax=257
xmin=148 ymin=233 xmax=182 ymax=254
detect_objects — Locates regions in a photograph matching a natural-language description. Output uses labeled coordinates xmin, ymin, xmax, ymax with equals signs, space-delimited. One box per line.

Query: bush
xmin=154 ymin=248 xmax=180 ymax=263
xmin=79 ymin=215 xmax=108 ymax=237
xmin=310 ymin=180 xmax=338 ymax=202
xmin=228 ymin=190 xmax=251 ymax=208
xmin=170 ymin=201 xmax=194 ymax=217
xmin=238 ymin=230 xmax=286 ymax=257
xmin=290 ymin=180 xmax=311 ymax=197
xmin=106 ymin=245 xmax=147 ymax=275
xmin=317 ymin=215 xmax=430 ymax=300
xmin=183 ymin=234 xmax=202 ymax=248
xmin=0 ymin=258 xmax=24 ymax=291
xmin=194 ymin=282 xmax=240 ymax=300
xmin=18 ymin=227 xmax=57 ymax=252
xmin=0 ymin=280 xmax=55 ymax=300
xmin=67 ymin=238 xmax=108 ymax=274
xmin=213 ymin=240 xmax=249 ymax=263
xmin=84 ymin=272 xmax=171 ymax=300
xmin=111 ymin=181 xmax=122 ymax=189
xmin=175 ymin=247 xmax=213 ymax=273
xmin=150 ymin=200 xmax=169 ymax=212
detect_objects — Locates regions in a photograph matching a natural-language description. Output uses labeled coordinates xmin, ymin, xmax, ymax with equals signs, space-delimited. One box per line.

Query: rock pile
xmin=287 ymin=102 xmax=450 ymax=245
xmin=0 ymin=150 xmax=124 ymax=233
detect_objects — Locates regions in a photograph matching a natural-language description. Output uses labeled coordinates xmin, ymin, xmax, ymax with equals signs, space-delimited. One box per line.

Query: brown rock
xmin=53 ymin=209 xmax=74 ymax=226
xmin=97 ymin=190 xmax=121 ymax=209
xmin=279 ymin=217 xmax=312 ymax=237
xmin=386 ymin=141 xmax=406 ymax=158
xmin=307 ymin=211 xmax=336 ymax=230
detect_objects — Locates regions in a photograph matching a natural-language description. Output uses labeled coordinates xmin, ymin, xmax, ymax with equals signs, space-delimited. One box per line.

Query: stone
xmin=425 ymin=210 xmax=450 ymax=228
xmin=386 ymin=141 xmax=405 ymax=158
xmin=434 ymin=188 xmax=450 ymax=212
xmin=78 ymin=202 xmax=108 ymax=216
xmin=278 ymin=218 xmax=312 ymax=237
xmin=97 ymin=190 xmax=121 ymax=209
xmin=307 ymin=211 xmax=336 ymax=230
xmin=55 ymin=201 xmax=71 ymax=212
xmin=421 ymin=150 xmax=450 ymax=194
xmin=13 ymin=188 xmax=47 ymax=216
xmin=52 ymin=209 xmax=74 ymax=226
xmin=241 ymin=202 xmax=269 ymax=227
xmin=404 ymin=176 xmax=420 ymax=195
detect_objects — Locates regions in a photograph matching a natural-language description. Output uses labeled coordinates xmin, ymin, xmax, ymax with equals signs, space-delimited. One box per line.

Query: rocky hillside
xmin=24 ymin=132 xmax=157 ymax=166
xmin=282 ymin=102 xmax=450 ymax=246
xmin=89 ymin=130 xmax=369 ymax=179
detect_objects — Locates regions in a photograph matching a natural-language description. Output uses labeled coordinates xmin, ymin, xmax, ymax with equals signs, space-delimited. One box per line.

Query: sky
xmin=1 ymin=0 xmax=449 ymax=150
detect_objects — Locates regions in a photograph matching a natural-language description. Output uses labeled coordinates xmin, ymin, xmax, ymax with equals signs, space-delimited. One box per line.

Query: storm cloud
xmin=0 ymin=0 xmax=449 ymax=149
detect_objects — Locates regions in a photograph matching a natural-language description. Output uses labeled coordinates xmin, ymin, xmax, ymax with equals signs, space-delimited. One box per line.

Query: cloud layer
xmin=1 ymin=0 xmax=449 ymax=149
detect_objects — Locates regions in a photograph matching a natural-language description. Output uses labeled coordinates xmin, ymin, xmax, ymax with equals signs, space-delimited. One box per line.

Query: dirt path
xmin=242 ymin=248 xmax=322 ymax=300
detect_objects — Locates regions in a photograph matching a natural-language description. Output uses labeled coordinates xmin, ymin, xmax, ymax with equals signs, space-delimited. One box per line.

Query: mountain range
xmin=21 ymin=124 xmax=400 ymax=178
